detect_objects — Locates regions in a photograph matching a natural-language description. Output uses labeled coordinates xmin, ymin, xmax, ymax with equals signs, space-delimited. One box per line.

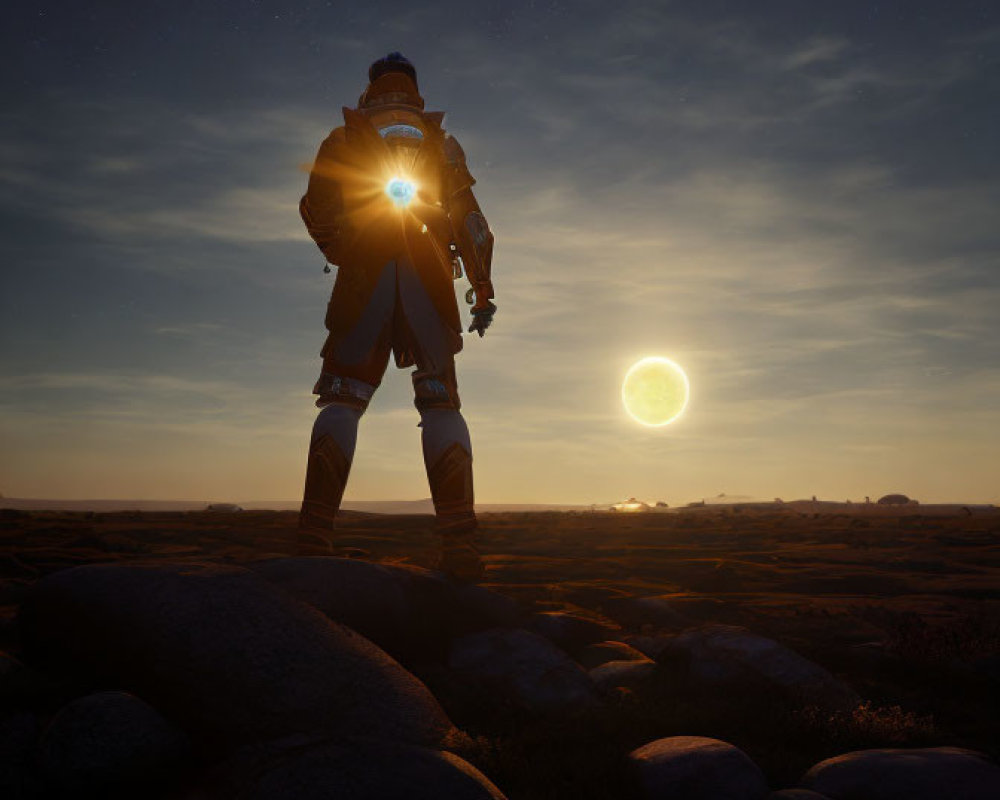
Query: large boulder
xmin=628 ymin=736 xmax=769 ymax=799
xmin=213 ymin=740 xmax=508 ymax=799
xmin=449 ymin=628 xmax=597 ymax=713
xmin=589 ymin=659 xmax=657 ymax=692
xmin=19 ymin=563 xmax=453 ymax=754
xmin=800 ymin=747 xmax=1000 ymax=800
xmin=525 ymin=611 xmax=621 ymax=655
xmin=249 ymin=557 xmax=445 ymax=662
xmin=250 ymin=558 xmax=519 ymax=663
xmin=37 ymin=691 xmax=190 ymax=794
xmin=0 ymin=650 xmax=23 ymax=679
xmin=0 ymin=652 xmax=29 ymax=710
xmin=453 ymin=582 xmax=522 ymax=630
xmin=603 ymin=596 xmax=694 ymax=629
xmin=660 ymin=625 xmax=860 ymax=711
xmin=0 ymin=712 xmax=41 ymax=800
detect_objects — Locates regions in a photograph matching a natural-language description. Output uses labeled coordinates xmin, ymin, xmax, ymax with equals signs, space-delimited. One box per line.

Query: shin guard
xmin=298 ymin=402 xmax=363 ymax=534
xmin=426 ymin=441 xmax=477 ymax=534
xmin=299 ymin=434 xmax=352 ymax=532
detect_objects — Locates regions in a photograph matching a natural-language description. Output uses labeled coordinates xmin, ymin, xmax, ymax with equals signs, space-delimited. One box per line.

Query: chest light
xmin=385 ymin=177 xmax=417 ymax=207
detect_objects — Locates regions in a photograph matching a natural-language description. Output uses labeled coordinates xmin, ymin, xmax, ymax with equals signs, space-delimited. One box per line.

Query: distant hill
xmin=2 ymin=497 xmax=994 ymax=516
xmin=0 ymin=498 xmax=593 ymax=514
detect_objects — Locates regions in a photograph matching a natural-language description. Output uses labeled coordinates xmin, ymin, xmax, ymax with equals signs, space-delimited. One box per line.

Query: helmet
xmin=368 ymin=52 xmax=418 ymax=89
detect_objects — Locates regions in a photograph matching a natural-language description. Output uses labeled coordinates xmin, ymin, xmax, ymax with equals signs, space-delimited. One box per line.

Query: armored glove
xmin=468 ymin=301 xmax=497 ymax=338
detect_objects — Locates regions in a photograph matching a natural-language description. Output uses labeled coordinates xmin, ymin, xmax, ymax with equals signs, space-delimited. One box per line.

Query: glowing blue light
xmin=385 ymin=177 xmax=416 ymax=207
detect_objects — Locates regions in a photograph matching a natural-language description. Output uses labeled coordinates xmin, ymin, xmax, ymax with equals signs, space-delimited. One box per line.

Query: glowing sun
xmin=622 ymin=356 xmax=690 ymax=427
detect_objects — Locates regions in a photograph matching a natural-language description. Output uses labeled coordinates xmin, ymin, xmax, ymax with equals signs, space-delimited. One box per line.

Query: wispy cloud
xmin=2 ymin=2 xmax=998 ymax=503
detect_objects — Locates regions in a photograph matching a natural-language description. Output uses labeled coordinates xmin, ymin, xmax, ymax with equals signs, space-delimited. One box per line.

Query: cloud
xmin=784 ymin=37 xmax=851 ymax=69
xmin=2 ymin=2 xmax=998 ymax=502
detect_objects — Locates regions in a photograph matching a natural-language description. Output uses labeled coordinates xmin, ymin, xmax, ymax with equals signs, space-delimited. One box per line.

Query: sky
xmin=2 ymin=1 xmax=999 ymax=506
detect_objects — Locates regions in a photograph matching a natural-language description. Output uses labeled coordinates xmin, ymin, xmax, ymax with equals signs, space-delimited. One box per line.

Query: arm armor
xmin=442 ymin=135 xmax=494 ymax=308
xmin=301 ymin=129 xmax=348 ymax=266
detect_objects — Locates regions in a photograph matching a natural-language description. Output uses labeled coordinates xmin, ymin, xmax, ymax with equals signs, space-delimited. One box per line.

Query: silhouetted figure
xmin=297 ymin=53 xmax=495 ymax=581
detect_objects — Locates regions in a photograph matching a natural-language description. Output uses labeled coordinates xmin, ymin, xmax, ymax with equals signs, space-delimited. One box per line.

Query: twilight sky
xmin=2 ymin=1 xmax=999 ymax=505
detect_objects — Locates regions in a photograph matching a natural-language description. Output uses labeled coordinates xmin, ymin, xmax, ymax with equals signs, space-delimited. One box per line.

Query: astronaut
xmin=297 ymin=53 xmax=495 ymax=581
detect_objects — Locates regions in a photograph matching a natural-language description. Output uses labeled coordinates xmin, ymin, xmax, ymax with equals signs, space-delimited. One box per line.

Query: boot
xmin=297 ymin=432 xmax=352 ymax=557
xmin=436 ymin=528 xmax=485 ymax=583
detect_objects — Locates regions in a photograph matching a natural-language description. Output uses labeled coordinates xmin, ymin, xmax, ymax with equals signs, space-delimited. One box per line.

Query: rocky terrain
xmin=1 ymin=506 xmax=999 ymax=798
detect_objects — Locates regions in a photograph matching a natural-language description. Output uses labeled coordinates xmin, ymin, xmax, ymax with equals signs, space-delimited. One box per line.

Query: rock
xmin=800 ymin=747 xmax=1000 ymax=800
xmin=37 ymin=691 xmax=190 ymax=793
xmin=624 ymin=634 xmax=674 ymax=661
xmin=250 ymin=557 xmax=445 ymax=662
xmin=0 ymin=712 xmax=41 ymax=799
xmin=391 ymin=563 xmax=521 ymax=635
xmin=0 ymin=651 xmax=75 ymax=714
xmin=526 ymin=611 xmax=621 ymax=655
xmin=0 ymin=650 xmax=23 ymax=678
xmin=605 ymin=595 xmax=742 ymax=629
xmin=660 ymin=625 xmax=860 ymax=711
xmin=629 ymin=736 xmax=769 ymax=800
xmin=968 ymin=651 xmax=1000 ymax=685
xmin=589 ymin=659 xmax=657 ymax=692
xmin=0 ymin=651 xmax=28 ymax=710
xmin=769 ymin=791 xmax=831 ymax=799
xmin=453 ymin=582 xmax=522 ymax=630
xmin=250 ymin=558 xmax=520 ymax=663
xmin=578 ymin=640 xmax=653 ymax=670
xmin=845 ymin=641 xmax=891 ymax=670
xmin=20 ymin=563 xmax=453 ymax=755
xmin=449 ymin=628 xmax=597 ymax=713
xmin=604 ymin=596 xmax=694 ymax=629
xmin=214 ymin=740 xmax=508 ymax=799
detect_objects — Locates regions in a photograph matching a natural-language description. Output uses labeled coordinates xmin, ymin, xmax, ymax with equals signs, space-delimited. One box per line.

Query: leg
xmin=416 ymin=374 xmax=482 ymax=582
xmin=299 ymin=399 xmax=365 ymax=533
xmin=395 ymin=258 xmax=477 ymax=533
xmin=395 ymin=257 xmax=483 ymax=580
xmin=416 ymin=379 xmax=476 ymax=535
xmin=417 ymin=381 xmax=483 ymax=582
xmin=298 ymin=263 xmax=395 ymax=552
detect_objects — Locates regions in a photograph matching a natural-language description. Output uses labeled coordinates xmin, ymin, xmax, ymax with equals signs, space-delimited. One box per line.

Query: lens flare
xmin=385 ymin=177 xmax=417 ymax=207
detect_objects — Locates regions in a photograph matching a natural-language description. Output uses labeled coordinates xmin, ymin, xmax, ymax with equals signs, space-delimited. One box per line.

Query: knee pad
xmin=413 ymin=376 xmax=460 ymax=410
xmin=312 ymin=402 xmax=363 ymax=445
xmin=314 ymin=372 xmax=376 ymax=411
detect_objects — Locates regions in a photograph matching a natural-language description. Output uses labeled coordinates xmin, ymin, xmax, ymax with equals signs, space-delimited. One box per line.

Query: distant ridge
xmin=2 ymin=497 xmax=994 ymax=515
xmin=0 ymin=497 xmax=593 ymax=514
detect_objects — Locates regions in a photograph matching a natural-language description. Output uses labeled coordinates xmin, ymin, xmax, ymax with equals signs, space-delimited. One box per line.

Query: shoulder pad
xmin=313 ymin=127 xmax=346 ymax=165
xmin=443 ymin=134 xmax=466 ymax=166
xmin=342 ymin=107 xmax=388 ymax=148
xmin=323 ymin=126 xmax=347 ymax=146
xmin=342 ymin=106 xmax=367 ymax=128
xmin=423 ymin=111 xmax=446 ymax=130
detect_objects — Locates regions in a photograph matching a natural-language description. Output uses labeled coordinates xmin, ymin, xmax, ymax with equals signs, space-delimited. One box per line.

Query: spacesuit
xmin=297 ymin=53 xmax=495 ymax=579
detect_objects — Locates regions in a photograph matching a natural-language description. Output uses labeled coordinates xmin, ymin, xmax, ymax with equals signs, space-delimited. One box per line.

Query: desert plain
xmin=1 ymin=503 xmax=999 ymax=798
